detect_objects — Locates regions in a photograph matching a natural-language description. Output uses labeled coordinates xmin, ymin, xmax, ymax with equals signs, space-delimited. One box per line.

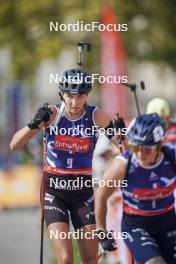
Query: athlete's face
xmin=130 ymin=145 xmax=160 ymax=166
xmin=63 ymin=92 xmax=88 ymax=115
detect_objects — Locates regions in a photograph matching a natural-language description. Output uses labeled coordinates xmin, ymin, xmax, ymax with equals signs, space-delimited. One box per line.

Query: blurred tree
xmin=0 ymin=0 xmax=175 ymax=80
xmin=114 ymin=0 xmax=176 ymax=68
xmin=0 ymin=0 xmax=100 ymax=80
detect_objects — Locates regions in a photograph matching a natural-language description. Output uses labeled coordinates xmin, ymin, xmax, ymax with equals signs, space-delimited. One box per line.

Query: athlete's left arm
xmin=94 ymin=108 xmax=127 ymax=150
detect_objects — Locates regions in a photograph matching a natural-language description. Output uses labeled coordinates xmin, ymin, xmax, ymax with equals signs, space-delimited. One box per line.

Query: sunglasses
xmin=128 ymin=144 xmax=158 ymax=153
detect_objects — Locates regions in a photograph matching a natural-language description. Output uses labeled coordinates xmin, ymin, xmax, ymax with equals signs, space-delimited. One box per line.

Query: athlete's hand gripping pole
xmin=111 ymin=113 xmax=126 ymax=153
xmin=113 ymin=113 xmax=126 ymax=153
xmin=97 ymin=230 xmax=117 ymax=251
xmin=28 ymin=103 xmax=53 ymax=130
xmin=93 ymin=230 xmax=117 ymax=264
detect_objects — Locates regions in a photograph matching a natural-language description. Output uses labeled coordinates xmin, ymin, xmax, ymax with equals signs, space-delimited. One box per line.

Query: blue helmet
xmin=59 ymin=68 xmax=92 ymax=94
xmin=127 ymin=113 xmax=166 ymax=146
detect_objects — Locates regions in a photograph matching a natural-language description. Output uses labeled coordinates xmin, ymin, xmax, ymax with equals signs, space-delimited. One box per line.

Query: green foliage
xmin=114 ymin=0 xmax=176 ymax=67
xmin=0 ymin=0 xmax=175 ymax=80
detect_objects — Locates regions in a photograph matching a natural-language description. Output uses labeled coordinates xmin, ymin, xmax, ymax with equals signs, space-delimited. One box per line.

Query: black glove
xmin=28 ymin=103 xmax=53 ymax=129
xmin=113 ymin=117 xmax=126 ymax=130
xmin=113 ymin=116 xmax=126 ymax=140
xmin=97 ymin=230 xmax=117 ymax=252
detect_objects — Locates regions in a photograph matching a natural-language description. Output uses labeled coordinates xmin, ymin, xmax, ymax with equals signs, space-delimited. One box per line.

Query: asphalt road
xmin=0 ymin=209 xmax=54 ymax=264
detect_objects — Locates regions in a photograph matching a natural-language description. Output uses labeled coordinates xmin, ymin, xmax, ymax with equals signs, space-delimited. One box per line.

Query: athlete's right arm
xmin=95 ymin=156 xmax=127 ymax=230
xmin=10 ymin=103 xmax=55 ymax=151
xmin=10 ymin=126 xmax=39 ymax=151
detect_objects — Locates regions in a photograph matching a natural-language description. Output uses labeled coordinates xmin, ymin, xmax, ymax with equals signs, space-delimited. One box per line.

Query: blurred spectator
xmin=146 ymin=97 xmax=176 ymax=144
xmin=0 ymin=139 xmax=20 ymax=171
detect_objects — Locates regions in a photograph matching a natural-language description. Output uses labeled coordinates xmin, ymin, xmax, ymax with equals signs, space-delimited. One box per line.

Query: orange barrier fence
xmin=0 ymin=165 xmax=40 ymax=208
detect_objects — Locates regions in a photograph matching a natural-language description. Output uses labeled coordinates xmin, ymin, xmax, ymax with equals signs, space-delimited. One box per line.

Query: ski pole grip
xmin=140 ymin=81 xmax=145 ymax=90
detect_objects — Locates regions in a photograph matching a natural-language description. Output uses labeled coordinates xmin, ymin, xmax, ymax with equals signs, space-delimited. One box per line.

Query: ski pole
xmin=77 ymin=42 xmax=91 ymax=67
xmin=40 ymin=102 xmax=50 ymax=264
xmin=40 ymin=134 xmax=46 ymax=264
xmin=122 ymin=81 xmax=145 ymax=115
xmin=114 ymin=113 xmax=123 ymax=153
